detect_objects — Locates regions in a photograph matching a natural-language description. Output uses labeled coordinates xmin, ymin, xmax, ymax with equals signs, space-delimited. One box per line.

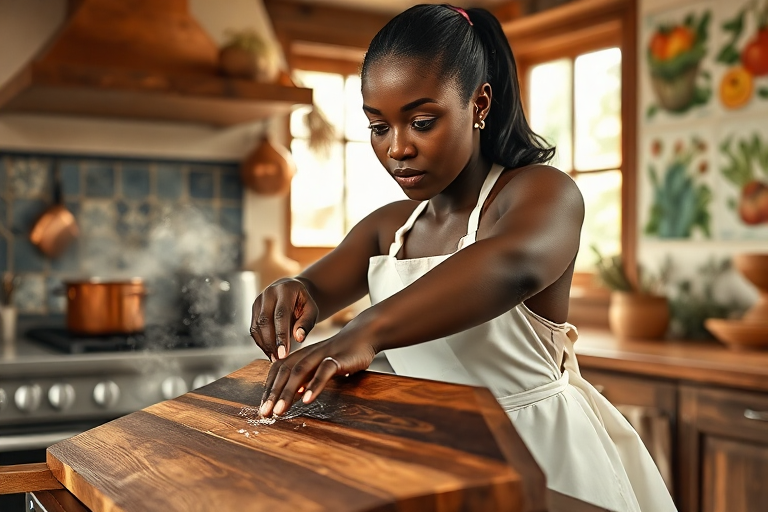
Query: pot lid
xmin=0 ymin=0 xmax=312 ymax=126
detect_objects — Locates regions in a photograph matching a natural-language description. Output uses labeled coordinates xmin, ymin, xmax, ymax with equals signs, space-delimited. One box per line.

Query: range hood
xmin=0 ymin=0 xmax=312 ymax=126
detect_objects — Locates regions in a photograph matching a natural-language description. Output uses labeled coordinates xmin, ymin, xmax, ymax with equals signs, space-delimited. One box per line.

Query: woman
xmin=251 ymin=4 xmax=676 ymax=511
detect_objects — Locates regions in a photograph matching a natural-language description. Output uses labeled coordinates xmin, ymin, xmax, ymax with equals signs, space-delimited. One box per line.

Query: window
xmin=289 ymin=70 xmax=405 ymax=251
xmin=528 ymin=48 xmax=622 ymax=271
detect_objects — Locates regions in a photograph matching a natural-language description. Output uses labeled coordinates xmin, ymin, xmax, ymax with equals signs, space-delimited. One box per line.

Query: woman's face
xmin=362 ymin=57 xmax=484 ymax=201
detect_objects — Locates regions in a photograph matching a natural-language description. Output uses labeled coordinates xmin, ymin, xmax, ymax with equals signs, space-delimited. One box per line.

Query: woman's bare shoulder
xmin=498 ymin=164 xmax=584 ymax=208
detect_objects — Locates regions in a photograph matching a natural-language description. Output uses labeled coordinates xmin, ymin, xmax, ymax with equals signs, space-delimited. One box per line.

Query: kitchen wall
xmin=0 ymin=0 xmax=290 ymax=315
xmin=635 ymin=0 xmax=765 ymax=313
xmin=0 ymin=152 xmax=243 ymax=315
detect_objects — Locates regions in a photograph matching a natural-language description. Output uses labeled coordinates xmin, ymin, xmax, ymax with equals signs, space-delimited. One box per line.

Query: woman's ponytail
xmin=467 ymin=8 xmax=555 ymax=168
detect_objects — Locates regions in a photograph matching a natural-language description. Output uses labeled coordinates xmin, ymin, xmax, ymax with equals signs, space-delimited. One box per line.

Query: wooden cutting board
xmin=46 ymin=360 xmax=548 ymax=512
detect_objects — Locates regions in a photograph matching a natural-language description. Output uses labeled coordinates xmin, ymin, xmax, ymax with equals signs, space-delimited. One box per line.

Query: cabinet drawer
xmin=682 ymin=385 xmax=768 ymax=443
xmin=580 ymin=368 xmax=676 ymax=415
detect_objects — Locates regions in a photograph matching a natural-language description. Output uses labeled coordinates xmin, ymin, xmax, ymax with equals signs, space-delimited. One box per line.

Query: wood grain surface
xmin=0 ymin=462 xmax=63 ymax=494
xmin=47 ymin=360 xmax=548 ymax=512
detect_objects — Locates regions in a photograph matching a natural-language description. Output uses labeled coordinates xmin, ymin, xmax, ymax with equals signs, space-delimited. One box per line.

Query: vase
xmin=249 ymin=238 xmax=301 ymax=291
xmin=240 ymin=138 xmax=295 ymax=196
xmin=609 ymin=292 xmax=670 ymax=339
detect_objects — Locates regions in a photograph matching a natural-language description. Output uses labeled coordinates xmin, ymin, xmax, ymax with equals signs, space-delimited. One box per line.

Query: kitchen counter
xmin=574 ymin=328 xmax=768 ymax=393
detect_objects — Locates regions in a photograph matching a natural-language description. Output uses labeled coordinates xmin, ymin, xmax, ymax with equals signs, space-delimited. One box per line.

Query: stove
xmin=0 ymin=317 xmax=265 ymax=454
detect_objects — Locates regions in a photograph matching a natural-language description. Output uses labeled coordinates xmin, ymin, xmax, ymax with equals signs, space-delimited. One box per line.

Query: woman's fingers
xmin=250 ymin=298 xmax=275 ymax=361
xmin=292 ymin=296 xmax=319 ymax=345
xmin=301 ymin=357 xmax=343 ymax=404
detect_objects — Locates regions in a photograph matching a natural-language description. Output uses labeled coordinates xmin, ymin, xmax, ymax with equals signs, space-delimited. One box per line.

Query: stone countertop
xmin=574 ymin=328 xmax=768 ymax=393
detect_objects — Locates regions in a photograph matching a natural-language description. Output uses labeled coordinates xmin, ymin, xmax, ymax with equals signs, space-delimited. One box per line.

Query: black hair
xmin=361 ymin=4 xmax=555 ymax=169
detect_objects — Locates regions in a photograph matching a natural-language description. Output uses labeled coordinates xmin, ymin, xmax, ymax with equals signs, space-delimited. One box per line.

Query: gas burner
xmin=26 ymin=326 xmax=201 ymax=354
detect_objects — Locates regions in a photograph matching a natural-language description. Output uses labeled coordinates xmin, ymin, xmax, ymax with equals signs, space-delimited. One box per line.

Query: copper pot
xmin=65 ymin=278 xmax=147 ymax=335
xmin=30 ymin=163 xmax=79 ymax=259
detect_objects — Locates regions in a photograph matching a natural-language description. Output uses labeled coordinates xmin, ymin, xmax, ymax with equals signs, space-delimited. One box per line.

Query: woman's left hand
xmin=258 ymin=324 xmax=377 ymax=417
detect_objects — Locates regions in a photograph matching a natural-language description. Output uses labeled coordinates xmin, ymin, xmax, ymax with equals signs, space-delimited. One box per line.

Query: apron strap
xmin=457 ymin=163 xmax=505 ymax=250
xmin=497 ymin=371 xmax=569 ymax=413
xmin=388 ymin=201 xmax=429 ymax=257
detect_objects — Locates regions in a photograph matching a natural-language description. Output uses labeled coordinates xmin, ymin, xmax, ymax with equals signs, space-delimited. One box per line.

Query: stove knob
xmin=192 ymin=373 xmax=216 ymax=390
xmin=48 ymin=383 xmax=76 ymax=411
xmin=0 ymin=388 xmax=7 ymax=413
xmin=93 ymin=381 xmax=120 ymax=409
xmin=15 ymin=384 xmax=42 ymax=413
xmin=161 ymin=376 xmax=188 ymax=400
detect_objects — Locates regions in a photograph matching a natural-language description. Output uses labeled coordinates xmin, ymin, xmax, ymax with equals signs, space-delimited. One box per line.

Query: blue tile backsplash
xmin=0 ymin=152 xmax=244 ymax=314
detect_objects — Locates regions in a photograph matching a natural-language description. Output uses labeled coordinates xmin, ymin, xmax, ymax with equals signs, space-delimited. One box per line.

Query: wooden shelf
xmin=0 ymin=62 xmax=312 ymax=127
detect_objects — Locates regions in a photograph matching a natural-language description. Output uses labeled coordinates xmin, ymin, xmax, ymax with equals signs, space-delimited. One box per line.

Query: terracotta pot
xmin=241 ymin=138 xmax=295 ymax=196
xmin=218 ymin=46 xmax=257 ymax=79
xmin=733 ymin=253 xmax=768 ymax=323
xmin=609 ymin=292 xmax=669 ymax=339
xmin=64 ymin=278 xmax=147 ymax=335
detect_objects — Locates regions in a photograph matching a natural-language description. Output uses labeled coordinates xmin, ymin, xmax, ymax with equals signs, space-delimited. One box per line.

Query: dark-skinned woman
xmin=250 ymin=5 xmax=676 ymax=511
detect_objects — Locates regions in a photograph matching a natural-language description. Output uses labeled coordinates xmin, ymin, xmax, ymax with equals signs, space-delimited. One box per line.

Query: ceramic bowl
xmin=705 ymin=318 xmax=768 ymax=351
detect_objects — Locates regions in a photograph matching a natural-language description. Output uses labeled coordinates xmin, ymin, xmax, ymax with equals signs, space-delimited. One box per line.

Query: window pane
xmin=345 ymin=75 xmax=370 ymax=142
xmin=290 ymin=139 xmax=345 ymax=247
xmin=529 ymin=59 xmax=572 ymax=172
xmin=345 ymin=142 xmax=407 ymax=229
xmin=290 ymin=70 xmax=344 ymax=139
xmin=574 ymin=170 xmax=621 ymax=272
xmin=574 ymin=48 xmax=621 ymax=170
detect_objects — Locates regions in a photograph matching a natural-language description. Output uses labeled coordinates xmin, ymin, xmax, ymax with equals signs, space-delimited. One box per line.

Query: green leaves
xmin=717 ymin=8 xmax=746 ymax=65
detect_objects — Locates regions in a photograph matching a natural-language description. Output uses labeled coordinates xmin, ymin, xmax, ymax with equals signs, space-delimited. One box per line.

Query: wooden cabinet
xmin=580 ymin=369 xmax=677 ymax=494
xmin=579 ymin=369 xmax=768 ymax=512
xmin=679 ymin=385 xmax=768 ymax=512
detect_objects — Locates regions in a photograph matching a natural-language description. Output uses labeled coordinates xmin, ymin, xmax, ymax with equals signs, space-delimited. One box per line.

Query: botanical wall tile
xmin=156 ymin=164 xmax=184 ymax=199
xmin=714 ymin=117 xmax=768 ymax=239
xmin=14 ymin=238 xmax=47 ymax=272
xmin=640 ymin=1 xmax=715 ymax=125
xmin=84 ymin=161 xmax=115 ymax=197
xmin=14 ymin=273 xmax=46 ymax=313
xmin=79 ymin=200 xmax=118 ymax=237
xmin=60 ymin=160 xmax=80 ymax=198
xmin=639 ymin=127 xmax=716 ymax=240
xmin=712 ymin=0 xmax=768 ymax=115
xmin=220 ymin=169 xmax=242 ymax=200
xmin=0 ymin=235 xmax=7 ymax=272
xmin=220 ymin=206 xmax=243 ymax=234
xmin=10 ymin=157 xmax=51 ymax=198
xmin=189 ymin=167 xmax=216 ymax=199
xmin=122 ymin=163 xmax=151 ymax=199
xmin=11 ymin=199 xmax=47 ymax=235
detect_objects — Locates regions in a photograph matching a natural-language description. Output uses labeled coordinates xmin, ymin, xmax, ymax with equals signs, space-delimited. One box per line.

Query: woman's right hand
xmin=249 ymin=278 xmax=319 ymax=362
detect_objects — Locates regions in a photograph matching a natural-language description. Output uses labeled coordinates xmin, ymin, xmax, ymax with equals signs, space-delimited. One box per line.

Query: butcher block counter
xmin=3 ymin=359 xmax=607 ymax=512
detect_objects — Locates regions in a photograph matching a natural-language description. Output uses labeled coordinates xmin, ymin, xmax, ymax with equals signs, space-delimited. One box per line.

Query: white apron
xmin=367 ymin=163 xmax=677 ymax=512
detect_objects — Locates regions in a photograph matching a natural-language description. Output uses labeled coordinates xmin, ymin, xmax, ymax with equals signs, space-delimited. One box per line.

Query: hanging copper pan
xmin=30 ymin=162 xmax=79 ymax=258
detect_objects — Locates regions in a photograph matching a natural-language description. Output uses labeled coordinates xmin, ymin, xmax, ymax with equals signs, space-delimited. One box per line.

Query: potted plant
xmin=592 ymin=247 xmax=671 ymax=340
xmin=218 ymin=29 xmax=277 ymax=81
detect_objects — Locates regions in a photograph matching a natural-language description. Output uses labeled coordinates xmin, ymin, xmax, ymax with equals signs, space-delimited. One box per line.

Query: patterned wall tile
xmin=13 ymin=238 xmax=46 ymax=272
xmin=156 ymin=164 xmax=184 ymax=199
xmin=60 ymin=160 xmax=80 ymax=198
xmin=122 ymin=163 xmax=151 ymax=199
xmin=9 ymin=158 xmax=51 ymax=198
xmin=0 ymin=152 xmax=243 ymax=315
xmin=11 ymin=199 xmax=47 ymax=235
xmin=189 ymin=167 xmax=216 ymax=199
xmin=46 ymin=275 xmax=66 ymax=314
xmin=220 ymin=169 xmax=242 ymax=200
xmin=14 ymin=274 xmax=46 ymax=313
xmin=79 ymin=200 xmax=117 ymax=237
xmin=84 ymin=161 xmax=115 ymax=197
xmin=220 ymin=206 xmax=243 ymax=234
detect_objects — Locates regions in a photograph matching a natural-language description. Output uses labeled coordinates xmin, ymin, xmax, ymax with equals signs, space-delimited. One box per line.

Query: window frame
xmin=504 ymin=0 xmax=638 ymax=316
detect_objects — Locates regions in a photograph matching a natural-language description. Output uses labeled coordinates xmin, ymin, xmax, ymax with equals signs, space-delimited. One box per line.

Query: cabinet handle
xmin=744 ymin=409 xmax=768 ymax=422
